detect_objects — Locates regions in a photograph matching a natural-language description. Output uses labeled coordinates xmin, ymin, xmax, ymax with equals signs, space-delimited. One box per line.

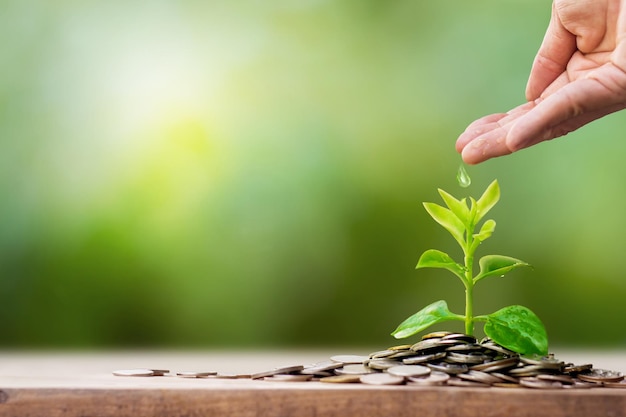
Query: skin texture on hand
xmin=456 ymin=0 xmax=626 ymax=164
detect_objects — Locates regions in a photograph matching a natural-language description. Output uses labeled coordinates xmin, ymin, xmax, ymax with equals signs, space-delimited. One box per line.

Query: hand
xmin=456 ymin=0 xmax=626 ymax=164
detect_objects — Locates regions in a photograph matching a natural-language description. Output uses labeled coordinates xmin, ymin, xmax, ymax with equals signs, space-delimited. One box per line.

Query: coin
xmin=113 ymin=369 xmax=155 ymax=377
xmin=335 ymin=364 xmax=377 ymax=375
xmin=176 ymin=371 xmax=218 ymax=378
xmin=537 ymin=374 xmax=575 ymax=385
xmin=446 ymin=352 xmax=488 ymax=365
xmin=319 ymin=374 xmax=361 ymax=383
xmin=265 ymin=374 xmax=313 ymax=382
xmin=563 ymin=363 xmax=593 ymax=374
xmin=407 ymin=371 xmax=450 ymax=386
xmin=368 ymin=359 xmax=402 ymax=370
xmin=149 ymin=369 xmax=169 ymax=376
xmin=603 ymin=380 xmax=626 ymax=389
xmin=251 ymin=365 xmax=304 ymax=380
xmin=387 ymin=365 xmax=431 ymax=378
xmin=577 ymin=369 xmax=624 ymax=383
xmin=441 ymin=333 xmax=476 ymax=344
xmin=330 ymin=355 xmax=369 ymax=364
xmin=360 ymin=373 xmax=405 ymax=385
xmin=458 ymin=370 xmax=502 ymax=385
xmin=519 ymin=377 xmax=563 ymax=389
xmin=402 ymin=352 xmax=446 ymax=365
xmin=427 ymin=362 xmax=468 ymax=375
xmin=447 ymin=377 xmax=489 ymax=388
xmin=471 ymin=357 xmax=518 ymax=372
xmin=300 ymin=361 xmax=344 ymax=375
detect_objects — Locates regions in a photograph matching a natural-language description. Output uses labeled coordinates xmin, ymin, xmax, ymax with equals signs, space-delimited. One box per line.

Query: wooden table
xmin=0 ymin=350 xmax=624 ymax=417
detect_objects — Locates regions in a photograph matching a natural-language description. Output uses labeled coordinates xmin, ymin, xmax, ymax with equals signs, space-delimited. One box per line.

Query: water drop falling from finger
xmin=457 ymin=164 xmax=471 ymax=188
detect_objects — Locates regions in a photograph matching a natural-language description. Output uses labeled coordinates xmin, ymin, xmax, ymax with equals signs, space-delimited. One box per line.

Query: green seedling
xmin=391 ymin=179 xmax=548 ymax=356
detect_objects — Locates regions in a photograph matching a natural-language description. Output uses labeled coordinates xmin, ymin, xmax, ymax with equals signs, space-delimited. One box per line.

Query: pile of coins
xmin=113 ymin=332 xmax=625 ymax=389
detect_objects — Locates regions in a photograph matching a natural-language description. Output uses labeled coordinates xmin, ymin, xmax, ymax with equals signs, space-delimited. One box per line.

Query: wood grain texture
xmin=0 ymin=351 xmax=624 ymax=417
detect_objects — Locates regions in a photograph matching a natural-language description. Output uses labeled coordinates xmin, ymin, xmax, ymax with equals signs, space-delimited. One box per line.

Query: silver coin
xmin=490 ymin=372 xmax=519 ymax=383
xmin=427 ymin=362 xmax=468 ymax=375
xmin=369 ymin=350 xmax=397 ymax=359
xmin=213 ymin=373 xmax=251 ymax=379
xmin=150 ymin=369 xmax=170 ymax=376
xmin=410 ymin=339 xmax=449 ymax=353
xmin=520 ymin=355 xmax=564 ymax=370
xmin=471 ymin=357 xmax=519 ymax=372
xmin=251 ymin=365 xmax=304 ymax=380
xmin=446 ymin=352 xmax=488 ymax=365
xmin=441 ymin=333 xmax=476 ymax=344
xmin=446 ymin=343 xmax=483 ymax=353
xmin=519 ymin=377 xmax=563 ymax=389
xmin=335 ymin=364 xmax=377 ymax=375
xmin=319 ymin=374 xmax=361 ymax=383
xmin=447 ymin=377 xmax=489 ymax=388
xmin=577 ymin=369 xmax=624 ymax=383
xmin=301 ymin=361 xmax=344 ymax=375
xmin=388 ymin=350 xmax=423 ymax=360
xmin=360 ymin=373 xmax=405 ymax=385
xmin=330 ymin=355 xmax=369 ymax=364
xmin=480 ymin=342 xmax=518 ymax=357
xmin=113 ymin=369 xmax=155 ymax=377
xmin=402 ymin=352 xmax=446 ymax=365
xmin=265 ymin=374 xmax=313 ymax=382
xmin=367 ymin=359 xmax=401 ymax=370
xmin=508 ymin=365 xmax=552 ymax=376
xmin=407 ymin=371 xmax=450 ymax=386
xmin=603 ymin=380 xmax=626 ymax=389
xmin=537 ymin=374 xmax=575 ymax=385
xmin=176 ymin=371 xmax=218 ymax=378
xmin=563 ymin=363 xmax=593 ymax=374
xmin=458 ymin=370 xmax=502 ymax=385
xmin=492 ymin=382 xmax=522 ymax=388
xmin=387 ymin=365 xmax=431 ymax=378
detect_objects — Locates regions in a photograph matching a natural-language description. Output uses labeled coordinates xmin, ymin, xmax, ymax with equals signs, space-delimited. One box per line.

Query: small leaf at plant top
xmin=475 ymin=180 xmax=500 ymax=223
xmin=473 ymin=255 xmax=530 ymax=283
xmin=438 ymin=189 xmax=470 ymax=225
xmin=484 ymin=305 xmax=548 ymax=355
xmin=391 ymin=300 xmax=463 ymax=339
xmin=416 ymin=249 xmax=465 ymax=280
xmin=473 ymin=219 xmax=496 ymax=242
xmin=423 ymin=202 xmax=465 ymax=248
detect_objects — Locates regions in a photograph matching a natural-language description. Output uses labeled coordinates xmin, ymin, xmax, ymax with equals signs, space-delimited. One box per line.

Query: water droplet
xmin=457 ymin=164 xmax=471 ymax=188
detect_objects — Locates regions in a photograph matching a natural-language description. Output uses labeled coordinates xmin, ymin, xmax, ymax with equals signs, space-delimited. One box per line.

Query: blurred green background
xmin=1 ymin=0 xmax=625 ymax=349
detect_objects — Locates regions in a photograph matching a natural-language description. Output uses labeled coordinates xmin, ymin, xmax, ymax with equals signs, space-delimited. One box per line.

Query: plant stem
xmin=465 ymin=283 xmax=474 ymax=335
xmin=463 ymin=228 xmax=476 ymax=335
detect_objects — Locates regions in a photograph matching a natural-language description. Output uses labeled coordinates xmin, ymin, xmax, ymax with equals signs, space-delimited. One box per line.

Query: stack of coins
xmin=262 ymin=332 xmax=624 ymax=389
xmin=113 ymin=332 xmax=625 ymax=389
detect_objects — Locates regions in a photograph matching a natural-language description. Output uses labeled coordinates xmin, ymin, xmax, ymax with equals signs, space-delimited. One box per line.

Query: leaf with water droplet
xmin=457 ymin=164 xmax=471 ymax=188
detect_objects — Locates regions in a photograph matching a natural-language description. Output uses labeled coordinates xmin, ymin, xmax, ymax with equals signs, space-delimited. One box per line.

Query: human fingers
xmin=455 ymin=113 xmax=508 ymax=152
xmin=525 ymin=2 xmax=577 ymax=100
xmin=458 ymin=109 xmax=534 ymax=164
xmin=508 ymin=67 xmax=626 ymax=151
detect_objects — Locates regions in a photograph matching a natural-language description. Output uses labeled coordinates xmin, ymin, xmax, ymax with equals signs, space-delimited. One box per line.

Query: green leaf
xmin=416 ymin=249 xmax=465 ymax=280
xmin=423 ymin=202 xmax=465 ymax=248
xmin=473 ymin=255 xmax=529 ymax=283
xmin=475 ymin=180 xmax=500 ymax=223
xmin=391 ymin=300 xmax=463 ymax=339
xmin=473 ymin=219 xmax=496 ymax=242
xmin=484 ymin=305 xmax=548 ymax=355
xmin=438 ymin=189 xmax=470 ymax=225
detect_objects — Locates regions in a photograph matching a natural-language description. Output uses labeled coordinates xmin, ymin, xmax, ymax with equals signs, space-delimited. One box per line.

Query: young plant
xmin=391 ymin=180 xmax=549 ymax=356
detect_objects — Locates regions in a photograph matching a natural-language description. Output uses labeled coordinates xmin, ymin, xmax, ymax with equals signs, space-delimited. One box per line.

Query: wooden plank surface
xmin=0 ymin=350 xmax=624 ymax=417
